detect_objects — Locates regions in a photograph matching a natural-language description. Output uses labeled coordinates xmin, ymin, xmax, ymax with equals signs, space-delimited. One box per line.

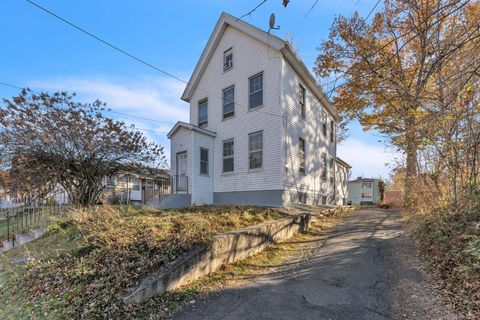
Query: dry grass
xmin=0 ymin=205 xmax=355 ymax=319
xmin=413 ymin=207 xmax=480 ymax=318
xmin=0 ymin=205 xmax=287 ymax=319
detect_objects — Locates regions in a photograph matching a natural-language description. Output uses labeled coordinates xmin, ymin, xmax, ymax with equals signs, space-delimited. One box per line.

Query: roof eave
xmin=167 ymin=121 xmax=216 ymax=139
xmin=181 ymin=12 xmax=285 ymax=102
xmin=280 ymin=44 xmax=340 ymax=122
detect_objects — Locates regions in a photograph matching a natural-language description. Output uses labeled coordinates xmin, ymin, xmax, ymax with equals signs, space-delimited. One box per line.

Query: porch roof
xmin=167 ymin=121 xmax=217 ymax=139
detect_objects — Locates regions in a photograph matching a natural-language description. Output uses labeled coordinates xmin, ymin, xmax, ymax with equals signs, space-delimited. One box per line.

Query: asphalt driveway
xmin=174 ymin=208 xmax=457 ymax=320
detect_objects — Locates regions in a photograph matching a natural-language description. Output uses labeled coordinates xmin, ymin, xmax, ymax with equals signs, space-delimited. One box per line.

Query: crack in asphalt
xmin=173 ymin=209 xmax=459 ymax=320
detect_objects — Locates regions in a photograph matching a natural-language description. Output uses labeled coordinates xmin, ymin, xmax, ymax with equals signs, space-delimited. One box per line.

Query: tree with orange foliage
xmin=315 ymin=0 xmax=480 ymax=206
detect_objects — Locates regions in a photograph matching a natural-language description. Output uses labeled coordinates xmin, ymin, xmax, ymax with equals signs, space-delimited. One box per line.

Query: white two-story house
xmin=165 ymin=12 xmax=350 ymax=208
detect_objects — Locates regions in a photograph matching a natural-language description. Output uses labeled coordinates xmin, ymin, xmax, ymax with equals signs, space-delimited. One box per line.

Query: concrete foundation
xmin=213 ymin=190 xmax=284 ymax=207
xmin=122 ymin=213 xmax=311 ymax=304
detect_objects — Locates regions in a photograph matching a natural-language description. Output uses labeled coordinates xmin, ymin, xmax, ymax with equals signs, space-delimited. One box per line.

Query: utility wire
xmin=25 ymin=0 xmax=284 ymax=120
xmin=0 ymin=81 xmax=176 ymax=125
xmin=236 ymin=0 xmax=269 ymax=21
xmin=25 ymin=0 xmax=189 ymax=86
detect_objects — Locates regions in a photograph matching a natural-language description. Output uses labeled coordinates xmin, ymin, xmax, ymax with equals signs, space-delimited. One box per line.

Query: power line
xmin=25 ymin=0 xmax=190 ymax=86
xmin=25 ymin=0 xmax=284 ymax=120
xmin=236 ymin=0 xmax=269 ymax=21
xmin=0 ymin=81 xmax=176 ymax=125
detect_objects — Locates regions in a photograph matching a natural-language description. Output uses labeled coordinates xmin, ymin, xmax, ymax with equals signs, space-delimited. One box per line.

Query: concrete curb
xmin=122 ymin=213 xmax=311 ymax=304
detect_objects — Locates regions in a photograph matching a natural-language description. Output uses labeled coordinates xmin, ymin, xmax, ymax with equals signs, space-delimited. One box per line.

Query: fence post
xmin=6 ymin=209 xmax=9 ymax=241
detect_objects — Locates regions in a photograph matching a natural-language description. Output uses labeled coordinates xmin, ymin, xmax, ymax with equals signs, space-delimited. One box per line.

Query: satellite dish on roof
xmin=269 ymin=13 xmax=276 ymax=29
xmin=269 ymin=13 xmax=280 ymax=31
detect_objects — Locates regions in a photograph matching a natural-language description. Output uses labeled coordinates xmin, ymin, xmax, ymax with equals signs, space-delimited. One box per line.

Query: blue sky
xmin=0 ymin=0 xmax=396 ymax=178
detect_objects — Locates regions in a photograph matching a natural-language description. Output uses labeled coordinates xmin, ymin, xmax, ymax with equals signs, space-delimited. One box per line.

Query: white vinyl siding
xmin=188 ymin=26 xmax=283 ymax=193
xmin=281 ymin=59 xmax=336 ymax=205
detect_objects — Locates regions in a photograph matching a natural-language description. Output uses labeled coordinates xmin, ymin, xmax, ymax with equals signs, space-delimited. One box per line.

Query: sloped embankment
xmin=0 ymin=205 xmax=288 ymax=319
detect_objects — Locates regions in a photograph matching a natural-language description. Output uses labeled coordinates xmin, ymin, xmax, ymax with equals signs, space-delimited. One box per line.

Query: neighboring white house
xmin=103 ymin=168 xmax=169 ymax=203
xmin=347 ymin=177 xmax=383 ymax=205
xmin=166 ymin=12 xmax=350 ymax=208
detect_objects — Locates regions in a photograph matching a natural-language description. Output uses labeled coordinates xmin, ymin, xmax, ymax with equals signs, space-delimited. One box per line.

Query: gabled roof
xmin=181 ymin=12 xmax=340 ymax=121
xmin=167 ymin=121 xmax=216 ymax=139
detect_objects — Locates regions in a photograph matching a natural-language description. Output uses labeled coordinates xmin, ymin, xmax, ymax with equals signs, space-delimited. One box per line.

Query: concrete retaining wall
xmin=123 ymin=213 xmax=311 ymax=304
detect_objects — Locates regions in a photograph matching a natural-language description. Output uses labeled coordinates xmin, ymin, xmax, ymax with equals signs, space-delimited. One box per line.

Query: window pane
xmin=224 ymin=48 xmax=233 ymax=71
xmin=249 ymin=132 xmax=263 ymax=169
xmin=200 ymin=148 xmax=208 ymax=161
xmin=223 ymin=158 xmax=234 ymax=172
xmin=223 ymin=140 xmax=234 ymax=172
xmin=200 ymin=148 xmax=208 ymax=175
xmin=249 ymin=91 xmax=263 ymax=109
xmin=223 ymin=140 xmax=234 ymax=157
xmin=249 ymin=151 xmax=262 ymax=169
xmin=299 ymin=138 xmax=305 ymax=173
xmin=249 ymin=132 xmax=262 ymax=151
xmin=223 ymin=87 xmax=235 ymax=118
xmin=198 ymin=99 xmax=208 ymax=126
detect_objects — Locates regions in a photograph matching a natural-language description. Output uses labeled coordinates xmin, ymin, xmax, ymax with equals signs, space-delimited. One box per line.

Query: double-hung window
xmin=330 ymin=121 xmax=334 ymax=142
xmin=198 ymin=99 xmax=208 ymax=127
xmin=224 ymin=48 xmax=233 ymax=71
xmin=223 ymin=139 xmax=234 ymax=173
xmin=321 ymin=153 xmax=327 ymax=180
xmin=299 ymin=138 xmax=306 ymax=174
xmin=249 ymin=131 xmax=263 ymax=169
xmin=200 ymin=148 xmax=209 ymax=175
xmin=249 ymin=72 xmax=263 ymax=109
xmin=223 ymin=86 xmax=235 ymax=119
xmin=299 ymin=84 xmax=306 ymax=117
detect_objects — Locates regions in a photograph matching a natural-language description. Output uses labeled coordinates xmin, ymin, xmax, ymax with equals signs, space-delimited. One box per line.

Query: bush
xmin=414 ymin=207 xmax=480 ymax=317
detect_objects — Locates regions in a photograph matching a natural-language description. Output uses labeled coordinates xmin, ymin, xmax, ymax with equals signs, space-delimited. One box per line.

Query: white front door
xmin=176 ymin=152 xmax=188 ymax=192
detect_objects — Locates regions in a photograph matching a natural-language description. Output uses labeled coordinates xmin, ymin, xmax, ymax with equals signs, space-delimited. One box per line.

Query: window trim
xmin=299 ymin=83 xmax=306 ymax=118
xmin=198 ymin=98 xmax=208 ymax=128
xmin=222 ymin=85 xmax=235 ymax=120
xmin=223 ymin=47 xmax=233 ymax=72
xmin=248 ymin=130 xmax=263 ymax=170
xmin=200 ymin=147 xmax=209 ymax=176
xmin=222 ymin=138 xmax=235 ymax=173
xmin=249 ymin=71 xmax=264 ymax=109
xmin=299 ymin=137 xmax=306 ymax=174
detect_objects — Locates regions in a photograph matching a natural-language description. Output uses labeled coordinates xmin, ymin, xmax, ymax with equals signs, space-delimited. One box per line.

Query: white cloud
xmin=28 ymin=75 xmax=189 ymax=168
xmin=29 ymin=76 xmax=190 ymax=123
xmin=337 ymin=138 xmax=398 ymax=179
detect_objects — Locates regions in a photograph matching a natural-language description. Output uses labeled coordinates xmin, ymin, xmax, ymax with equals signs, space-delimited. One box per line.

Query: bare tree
xmin=0 ymin=90 xmax=166 ymax=206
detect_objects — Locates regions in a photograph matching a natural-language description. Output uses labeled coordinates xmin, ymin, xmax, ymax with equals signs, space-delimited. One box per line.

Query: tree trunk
xmin=404 ymin=116 xmax=418 ymax=208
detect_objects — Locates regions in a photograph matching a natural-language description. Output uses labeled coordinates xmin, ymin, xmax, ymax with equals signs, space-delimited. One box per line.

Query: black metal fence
xmin=0 ymin=191 xmax=69 ymax=244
